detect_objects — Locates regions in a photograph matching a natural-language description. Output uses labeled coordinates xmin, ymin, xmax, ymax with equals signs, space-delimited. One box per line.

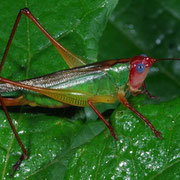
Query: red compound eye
xmin=129 ymin=55 xmax=154 ymax=93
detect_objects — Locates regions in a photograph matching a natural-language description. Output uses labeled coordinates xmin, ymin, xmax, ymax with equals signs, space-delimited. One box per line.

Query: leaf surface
xmin=0 ymin=0 xmax=179 ymax=179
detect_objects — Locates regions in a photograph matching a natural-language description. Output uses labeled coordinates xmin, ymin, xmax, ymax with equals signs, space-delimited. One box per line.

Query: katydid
xmin=0 ymin=8 xmax=179 ymax=176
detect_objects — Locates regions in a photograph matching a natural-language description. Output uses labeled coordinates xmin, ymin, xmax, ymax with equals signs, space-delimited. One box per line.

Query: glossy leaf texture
xmin=98 ymin=1 xmax=180 ymax=179
xmin=66 ymin=95 xmax=180 ymax=180
xmin=0 ymin=0 xmax=179 ymax=179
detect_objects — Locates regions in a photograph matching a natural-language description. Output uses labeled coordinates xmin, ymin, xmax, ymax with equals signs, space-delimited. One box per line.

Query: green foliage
xmin=99 ymin=0 xmax=180 ymax=101
xmin=0 ymin=0 xmax=179 ymax=179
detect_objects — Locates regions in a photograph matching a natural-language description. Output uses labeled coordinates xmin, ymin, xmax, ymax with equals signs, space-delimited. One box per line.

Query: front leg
xmin=142 ymin=83 xmax=159 ymax=100
xmin=88 ymin=99 xmax=118 ymax=140
xmin=118 ymin=93 xmax=163 ymax=139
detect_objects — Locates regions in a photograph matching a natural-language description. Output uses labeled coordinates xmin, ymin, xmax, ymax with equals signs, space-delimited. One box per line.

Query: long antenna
xmin=157 ymin=58 xmax=180 ymax=61
xmin=154 ymin=58 xmax=180 ymax=62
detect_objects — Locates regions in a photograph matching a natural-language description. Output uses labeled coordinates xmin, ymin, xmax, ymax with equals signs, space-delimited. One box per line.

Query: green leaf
xmin=66 ymin=95 xmax=180 ymax=179
xmin=0 ymin=0 xmax=179 ymax=180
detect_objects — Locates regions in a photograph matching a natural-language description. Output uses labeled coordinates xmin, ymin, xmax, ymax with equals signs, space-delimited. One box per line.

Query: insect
xmin=0 ymin=8 xmax=179 ymax=176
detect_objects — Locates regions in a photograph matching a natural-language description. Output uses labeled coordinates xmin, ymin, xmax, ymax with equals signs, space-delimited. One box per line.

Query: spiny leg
xmin=118 ymin=93 xmax=163 ymax=139
xmin=0 ymin=95 xmax=27 ymax=177
xmin=3 ymin=8 xmax=87 ymax=70
xmin=88 ymin=100 xmax=118 ymax=140
xmin=0 ymin=9 xmax=31 ymax=176
xmin=0 ymin=8 xmax=87 ymax=71
xmin=142 ymin=83 xmax=159 ymax=100
xmin=22 ymin=8 xmax=88 ymax=67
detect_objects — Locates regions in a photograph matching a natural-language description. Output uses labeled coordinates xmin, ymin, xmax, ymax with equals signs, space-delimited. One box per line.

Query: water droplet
xmin=18 ymin=130 xmax=24 ymax=134
xmin=177 ymin=44 xmax=180 ymax=51
xmin=38 ymin=153 xmax=42 ymax=157
xmin=155 ymin=38 xmax=161 ymax=45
